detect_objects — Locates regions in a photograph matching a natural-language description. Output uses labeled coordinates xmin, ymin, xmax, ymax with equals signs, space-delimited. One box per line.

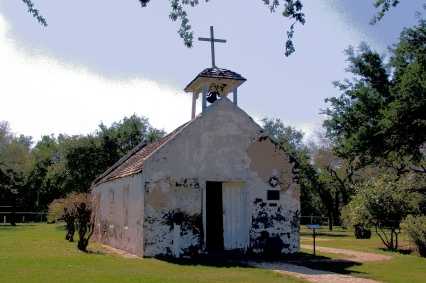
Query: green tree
xmin=24 ymin=135 xmax=59 ymax=211
xmin=0 ymin=122 xmax=33 ymax=175
xmin=323 ymin=20 xmax=426 ymax=174
xmin=401 ymin=215 xmax=426 ymax=257
xmin=0 ymin=164 xmax=23 ymax=225
xmin=0 ymin=121 xmax=33 ymax=222
xmin=98 ymin=114 xmax=165 ymax=158
xmin=262 ymin=118 xmax=304 ymax=150
xmin=1 ymin=114 xmax=164 ymax=212
xmin=344 ymin=174 xmax=423 ymax=250
xmin=310 ymin=141 xmax=360 ymax=230
xmin=45 ymin=115 xmax=163 ymax=197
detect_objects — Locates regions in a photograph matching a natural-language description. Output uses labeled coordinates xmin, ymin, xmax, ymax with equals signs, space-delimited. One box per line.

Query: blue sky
xmin=0 ymin=0 xmax=423 ymax=141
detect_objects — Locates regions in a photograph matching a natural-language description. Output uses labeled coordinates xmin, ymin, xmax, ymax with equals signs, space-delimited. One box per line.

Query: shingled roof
xmin=92 ymin=122 xmax=190 ymax=186
xmin=184 ymin=67 xmax=246 ymax=93
xmin=198 ymin=67 xmax=246 ymax=81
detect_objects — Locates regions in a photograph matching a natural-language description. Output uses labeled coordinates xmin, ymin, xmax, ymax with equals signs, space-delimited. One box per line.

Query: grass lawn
xmin=300 ymin=226 xmax=426 ymax=283
xmin=2 ymin=224 xmax=425 ymax=283
xmin=0 ymin=224 xmax=303 ymax=283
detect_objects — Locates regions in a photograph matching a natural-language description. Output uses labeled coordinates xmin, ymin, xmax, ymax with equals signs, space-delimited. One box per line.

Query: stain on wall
xmin=92 ymin=98 xmax=300 ymax=258
xmin=247 ymin=137 xmax=295 ymax=192
xmin=250 ymin=197 xmax=299 ymax=255
xmin=143 ymin=178 xmax=202 ymax=257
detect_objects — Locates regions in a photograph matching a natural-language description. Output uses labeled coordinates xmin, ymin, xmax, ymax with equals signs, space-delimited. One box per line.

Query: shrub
xmin=50 ymin=192 xmax=94 ymax=251
xmin=74 ymin=194 xmax=94 ymax=252
xmin=354 ymin=224 xmax=372 ymax=239
xmin=343 ymin=175 xmax=422 ymax=250
xmin=62 ymin=193 xmax=81 ymax=242
xmin=47 ymin=198 xmax=65 ymax=223
xmin=342 ymin=196 xmax=371 ymax=239
xmin=402 ymin=215 xmax=426 ymax=257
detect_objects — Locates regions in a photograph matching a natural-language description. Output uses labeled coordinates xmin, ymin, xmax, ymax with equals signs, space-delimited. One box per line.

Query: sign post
xmin=306 ymin=224 xmax=320 ymax=256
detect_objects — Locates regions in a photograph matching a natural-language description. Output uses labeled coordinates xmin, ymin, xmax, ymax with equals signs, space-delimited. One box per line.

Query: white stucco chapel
xmin=91 ymin=27 xmax=300 ymax=258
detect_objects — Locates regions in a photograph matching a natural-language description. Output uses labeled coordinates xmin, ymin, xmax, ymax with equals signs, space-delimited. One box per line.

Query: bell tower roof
xmin=184 ymin=67 xmax=246 ymax=94
xmin=185 ymin=26 xmax=246 ymax=119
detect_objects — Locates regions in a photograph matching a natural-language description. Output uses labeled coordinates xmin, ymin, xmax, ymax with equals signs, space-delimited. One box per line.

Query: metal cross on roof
xmin=198 ymin=26 xmax=226 ymax=68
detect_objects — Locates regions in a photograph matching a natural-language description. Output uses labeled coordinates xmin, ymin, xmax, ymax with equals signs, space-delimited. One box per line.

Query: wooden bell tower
xmin=184 ymin=26 xmax=246 ymax=119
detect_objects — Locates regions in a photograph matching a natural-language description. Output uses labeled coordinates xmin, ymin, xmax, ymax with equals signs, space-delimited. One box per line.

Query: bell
xmin=206 ymin=91 xmax=219 ymax=103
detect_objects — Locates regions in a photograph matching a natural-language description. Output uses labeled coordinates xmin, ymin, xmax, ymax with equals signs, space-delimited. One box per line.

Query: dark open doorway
xmin=205 ymin=181 xmax=224 ymax=252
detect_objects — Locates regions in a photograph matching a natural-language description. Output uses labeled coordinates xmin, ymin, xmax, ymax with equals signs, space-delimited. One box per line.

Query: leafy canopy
xmin=342 ymin=174 xmax=423 ymax=249
xmin=323 ymin=20 xmax=426 ymax=172
xmin=0 ymin=114 xmax=164 ymax=211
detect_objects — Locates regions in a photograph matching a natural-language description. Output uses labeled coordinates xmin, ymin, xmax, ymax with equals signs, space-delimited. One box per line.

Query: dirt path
xmin=250 ymin=261 xmax=381 ymax=283
xmin=99 ymin=244 xmax=140 ymax=259
xmin=249 ymin=245 xmax=393 ymax=283
xmin=300 ymin=245 xmax=392 ymax=263
xmin=98 ymin=243 xmax=389 ymax=283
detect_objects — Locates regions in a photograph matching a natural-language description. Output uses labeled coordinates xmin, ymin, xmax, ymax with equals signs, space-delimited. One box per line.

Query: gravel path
xmin=100 ymin=244 xmax=140 ymax=259
xmin=300 ymin=245 xmax=392 ymax=263
xmin=250 ymin=261 xmax=381 ymax=283
xmin=249 ymin=245 xmax=393 ymax=283
xmin=99 ymin=243 xmax=390 ymax=283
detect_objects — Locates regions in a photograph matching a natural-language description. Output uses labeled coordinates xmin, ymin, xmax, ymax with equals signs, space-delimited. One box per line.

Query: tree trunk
xmin=65 ymin=218 xmax=75 ymax=242
xmin=394 ymin=230 xmax=399 ymax=250
xmin=10 ymin=196 xmax=16 ymax=226
xmin=77 ymin=224 xmax=88 ymax=252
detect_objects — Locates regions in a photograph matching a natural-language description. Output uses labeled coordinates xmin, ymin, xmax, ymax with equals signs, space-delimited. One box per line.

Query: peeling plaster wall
xmin=92 ymin=174 xmax=144 ymax=256
xmin=143 ymin=178 xmax=202 ymax=257
xmin=142 ymin=98 xmax=300 ymax=257
xmin=247 ymin=137 xmax=300 ymax=255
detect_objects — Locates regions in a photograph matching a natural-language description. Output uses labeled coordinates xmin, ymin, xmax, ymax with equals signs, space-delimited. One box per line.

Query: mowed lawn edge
xmin=0 ymin=224 xmax=304 ymax=283
xmin=300 ymin=226 xmax=426 ymax=283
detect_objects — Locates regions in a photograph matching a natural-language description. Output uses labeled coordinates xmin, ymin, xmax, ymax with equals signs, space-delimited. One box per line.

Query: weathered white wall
xmin=142 ymin=98 xmax=300 ymax=257
xmin=92 ymin=174 xmax=144 ymax=256
xmin=143 ymin=177 xmax=202 ymax=257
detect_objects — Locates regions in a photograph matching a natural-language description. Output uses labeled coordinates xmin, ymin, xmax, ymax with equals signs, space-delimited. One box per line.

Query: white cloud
xmin=0 ymin=15 xmax=193 ymax=140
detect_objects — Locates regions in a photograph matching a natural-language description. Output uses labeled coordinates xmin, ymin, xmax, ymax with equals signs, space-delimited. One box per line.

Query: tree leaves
xmin=21 ymin=0 xmax=47 ymax=26
xmin=22 ymin=0 xmax=411 ymax=57
xmin=371 ymin=0 xmax=401 ymax=25
xmin=323 ymin=21 xmax=426 ymax=173
xmin=343 ymin=174 xmax=423 ymax=249
xmin=0 ymin=115 xmax=164 ymax=211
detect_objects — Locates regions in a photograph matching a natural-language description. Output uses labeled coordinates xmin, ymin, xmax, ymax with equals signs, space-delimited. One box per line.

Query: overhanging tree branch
xmin=21 ymin=0 xmax=47 ymax=26
xmin=371 ymin=0 xmax=401 ymax=24
xmin=21 ymin=0 xmax=412 ymax=57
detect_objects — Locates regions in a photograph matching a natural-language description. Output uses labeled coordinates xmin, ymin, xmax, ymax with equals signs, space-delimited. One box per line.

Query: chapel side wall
xmin=92 ymin=174 xmax=144 ymax=256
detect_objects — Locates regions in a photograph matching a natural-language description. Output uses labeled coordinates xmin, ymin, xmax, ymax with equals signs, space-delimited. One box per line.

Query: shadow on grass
xmin=300 ymin=232 xmax=349 ymax=238
xmin=86 ymin=249 xmax=107 ymax=256
xmin=294 ymin=259 xmax=364 ymax=275
xmin=156 ymin=253 xmax=251 ymax=268
xmin=157 ymin=251 xmax=366 ymax=276
xmin=0 ymin=223 xmax=37 ymax=229
xmin=270 ymin=252 xmax=366 ymax=276
xmin=378 ymin=247 xmax=413 ymax=255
